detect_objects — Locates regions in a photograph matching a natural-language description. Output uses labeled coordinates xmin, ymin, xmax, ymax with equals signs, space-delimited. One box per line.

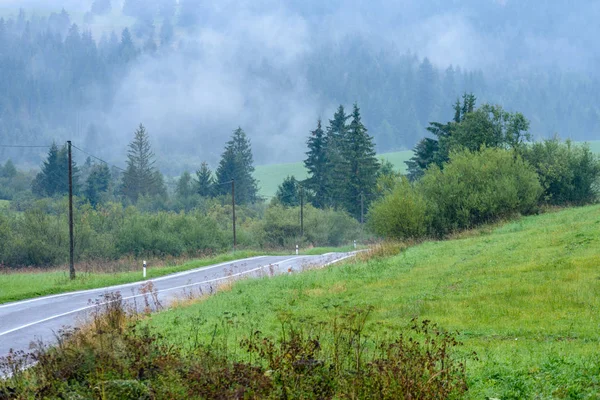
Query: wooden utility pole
xmin=67 ymin=141 xmax=75 ymax=280
xmin=360 ymin=191 xmax=364 ymax=226
xmin=231 ymin=179 xmax=236 ymax=251
xmin=300 ymin=185 xmax=304 ymax=237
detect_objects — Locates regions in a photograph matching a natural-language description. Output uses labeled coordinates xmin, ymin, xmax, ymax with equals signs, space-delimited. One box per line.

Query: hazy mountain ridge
xmin=0 ymin=0 xmax=598 ymax=172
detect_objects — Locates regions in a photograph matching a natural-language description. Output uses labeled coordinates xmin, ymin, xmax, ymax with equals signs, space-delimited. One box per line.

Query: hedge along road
xmin=0 ymin=253 xmax=356 ymax=360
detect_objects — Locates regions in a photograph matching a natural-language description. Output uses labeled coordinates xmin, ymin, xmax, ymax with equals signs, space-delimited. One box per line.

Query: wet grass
xmin=147 ymin=204 xmax=600 ymax=398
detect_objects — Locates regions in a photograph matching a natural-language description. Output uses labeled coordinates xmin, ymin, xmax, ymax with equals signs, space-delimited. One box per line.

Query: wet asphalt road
xmin=0 ymin=252 xmax=355 ymax=359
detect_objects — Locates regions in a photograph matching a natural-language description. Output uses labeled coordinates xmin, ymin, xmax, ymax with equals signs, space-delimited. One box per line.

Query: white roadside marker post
xmin=354 ymin=240 xmax=357 ymax=249
xmin=296 ymin=244 xmax=299 ymax=255
xmin=143 ymin=260 xmax=147 ymax=278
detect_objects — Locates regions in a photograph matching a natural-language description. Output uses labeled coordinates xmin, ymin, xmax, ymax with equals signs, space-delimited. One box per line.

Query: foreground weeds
xmin=0 ymin=294 xmax=470 ymax=399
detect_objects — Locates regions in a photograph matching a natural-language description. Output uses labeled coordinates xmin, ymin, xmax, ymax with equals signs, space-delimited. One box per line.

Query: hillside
xmin=147 ymin=204 xmax=600 ymax=398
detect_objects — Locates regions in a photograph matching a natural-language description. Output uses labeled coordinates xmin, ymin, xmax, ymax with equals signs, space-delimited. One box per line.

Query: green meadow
xmin=147 ymin=205 xmax=600 ymax=398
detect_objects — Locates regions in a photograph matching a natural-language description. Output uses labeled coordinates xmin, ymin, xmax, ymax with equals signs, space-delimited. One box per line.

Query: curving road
xmin=0 ymin=252 xmax=355 ymax=360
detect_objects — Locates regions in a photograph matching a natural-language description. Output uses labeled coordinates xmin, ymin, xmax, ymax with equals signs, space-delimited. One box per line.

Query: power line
xmin=71 ymin=144 xmax=126 ymax=172
xmin=0 ymin=144 xmax=52 ymax=148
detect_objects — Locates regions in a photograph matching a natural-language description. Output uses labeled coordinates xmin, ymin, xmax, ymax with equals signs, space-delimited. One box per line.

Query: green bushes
xmin=260 ymin=204 xmax=362 ymax=248
xmin=367 ymin=177 xmax=429 ymax=240
xmin=523 ymin=138 xmax=600 ymax=205
xmin=0 ymin=198 xmax=359 ymax=268
xmin=420 ymin=148 xmax=542 ymax=234
xmin=369 ymin=148 xmax=542 ymax=239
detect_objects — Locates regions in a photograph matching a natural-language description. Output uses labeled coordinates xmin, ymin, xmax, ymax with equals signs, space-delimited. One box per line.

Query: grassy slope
xmin=148 ymin=205 xmax=600 ymax=398
xmin=0 ymin=200 xmax=9 ymax=210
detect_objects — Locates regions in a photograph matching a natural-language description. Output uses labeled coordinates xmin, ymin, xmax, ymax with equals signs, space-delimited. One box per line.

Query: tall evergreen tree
xmin=343 ymin=103 xmax=380 ymax=220
xmin=85 ymin=163 xmax=111 ymax=207
xmin=175 ymin=171 xmax=194 ymax=198
xmin=196 ymin=161 xmax=214 ymax=197
xmin=121 ymin=124 xmax=160 ymax=202
xmin=303 ymin=119 xmax=328 ymax=208
xmin=32 ymin=143 xmax=79 ymax=197
xmin=324 ymin=105 xmax=350 ymax=209
xmin=215 ymin=127 xmax=258 ymax=205
xmin=0 ymin=160 xmax=17 ymax=179
xmin=275 ymin=176 xmax=300 ymax=207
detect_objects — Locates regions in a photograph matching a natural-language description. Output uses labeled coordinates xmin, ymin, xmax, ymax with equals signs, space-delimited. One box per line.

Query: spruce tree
xmin=215 ymin=127 xmax=258 ymax=205
xmin=85 ymin=163 xmax=111 ymax=207
xmin=275 ymin=176 xmax=300 ymax=207
xmin=196 ymin=161 xmax=214 ymax=197
xmin=1 ymin=160 xmax=17 ymax=179
xmin=175 ymin=171 xmax=194 ymax=198
xmin=121 ymin=124 xmax=160 ymax=202
xmin=32 ymin=143 xmax=79 ymax=197
xmin=343 ymin=103 xmax=380 ymax=220
xmin=324 ymin=105 xmax=350 ymax=209
xmin=303 ymin=119 xmax=328 ymax=208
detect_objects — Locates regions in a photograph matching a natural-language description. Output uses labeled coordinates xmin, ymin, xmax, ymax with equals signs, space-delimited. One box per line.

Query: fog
xmin=2 ymin=0 xmax=599 ymax=170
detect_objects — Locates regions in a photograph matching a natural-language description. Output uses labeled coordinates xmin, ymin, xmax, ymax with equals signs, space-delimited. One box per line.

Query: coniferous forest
xmin=1 ymin=1 xmax=600 ymax=169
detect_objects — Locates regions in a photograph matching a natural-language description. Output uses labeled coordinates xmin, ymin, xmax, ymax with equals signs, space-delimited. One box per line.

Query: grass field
xmin=147 ymin=204 xmax=600 ymax=398
xmin=0 ymin=200 xmax=9 ymax=210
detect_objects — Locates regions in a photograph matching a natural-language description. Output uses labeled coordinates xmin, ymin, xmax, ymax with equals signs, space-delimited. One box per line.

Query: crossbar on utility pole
xmin=231 ymin=179 xmax=236 ymax=251
xmin=68 ymin=141 xmax=75 ymax=280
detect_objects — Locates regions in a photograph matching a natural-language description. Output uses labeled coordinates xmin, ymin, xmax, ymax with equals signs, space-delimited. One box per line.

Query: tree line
xmin=369 ymin=94 xmax=600 ymax=240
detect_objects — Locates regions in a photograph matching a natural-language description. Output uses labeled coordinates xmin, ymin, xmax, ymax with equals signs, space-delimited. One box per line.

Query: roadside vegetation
xmin=3 ymin=205 xmax=599 ymax=398
xmin=141 ymin=204 xmax=600 ymax=398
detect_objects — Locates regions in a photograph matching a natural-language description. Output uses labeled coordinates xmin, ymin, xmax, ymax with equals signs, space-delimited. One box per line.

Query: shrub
xmin=1 ymin=300 xmax=470 ymax=399
xmin=419 ymin=147 xmax=542 ymax=235
xmin=368 ymin=177 xmax=429 ymax=240
xmin=523 ymin=138 xmax=600 ymax=205
xmin=369 ymin=148 xmax=542 ymax=239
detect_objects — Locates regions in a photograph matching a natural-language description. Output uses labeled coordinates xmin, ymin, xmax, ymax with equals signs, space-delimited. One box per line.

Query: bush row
xmin=369 ymin=142 xmax=599 ymax=240
xmin=0 ymin=200 xmax=360 ymax=268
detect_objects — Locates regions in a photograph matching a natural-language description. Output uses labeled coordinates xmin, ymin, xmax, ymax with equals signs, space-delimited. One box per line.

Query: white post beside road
xmin=296 ymin=245 xmax=299 ymax=255
xmin=354 ymin=240 xmax=357 ymax=249
xmin=143 ymin=260 xmax=147 ymax=278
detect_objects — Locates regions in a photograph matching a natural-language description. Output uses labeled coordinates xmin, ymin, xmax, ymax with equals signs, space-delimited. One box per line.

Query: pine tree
xmin=0 ymin=160 xmax=17 ymax=179
xmin=32 ymin=143 xmax=79 ymax=197
xmin=324 ymin=105 xmax=350 ymax=209
xmin=175 ymin=171 xmax=194 ymax=198
xmin=343 ymin=103 xmax=380 ymax=220
xmin=275 ymin=176 xmax=300 ymax=207
xmin=196 ymin=161 xmax=214 ymax=197
xmin=121 ymin=124 xmax=160 ymax=202
xmin=303 ymin=119 xmax=328 ymax=208
xmin=215 ymin=127 xmax=258 ymax=205
xmin=85 ymin=163 xmax=111 ymax=207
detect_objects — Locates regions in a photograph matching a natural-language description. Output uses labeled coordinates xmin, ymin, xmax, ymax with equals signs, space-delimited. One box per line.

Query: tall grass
xmin=145 ymin=204 xmax=600 ymax=398
xmin=0 ymin=293 xmax=469 ymax=399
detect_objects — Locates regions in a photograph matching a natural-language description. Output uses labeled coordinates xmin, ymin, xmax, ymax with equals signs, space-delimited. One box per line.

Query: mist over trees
xmin=1 ymin=1 xmax=600 ymax=170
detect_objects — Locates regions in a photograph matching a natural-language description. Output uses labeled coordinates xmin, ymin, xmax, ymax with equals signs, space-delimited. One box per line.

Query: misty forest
xmin=1 ymin=1 xmax=600 ymax=399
